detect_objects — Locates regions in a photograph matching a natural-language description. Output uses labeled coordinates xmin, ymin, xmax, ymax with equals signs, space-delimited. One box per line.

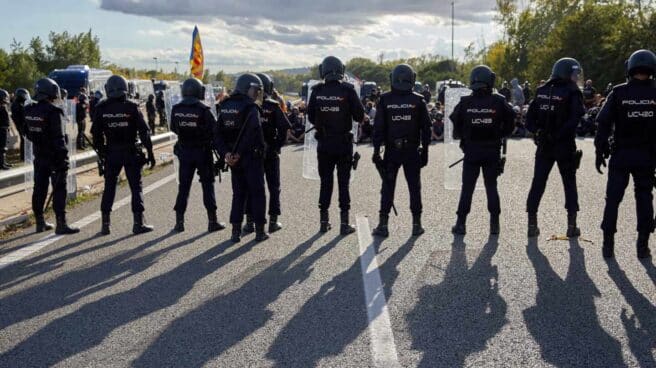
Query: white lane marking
xmin=0 ymin=174 xmax=177 ymax=270
xmin=356 ymin=216 xmax=400 ymax=368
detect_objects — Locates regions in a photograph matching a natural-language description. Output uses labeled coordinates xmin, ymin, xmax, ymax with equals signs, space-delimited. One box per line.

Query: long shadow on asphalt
xmin=265 ymin=234 xmax=418 ymax=367
xmin=0 ymin=233 xmax=133 ymax=291
xmin=0 ymin=231 xmax=42 ymax=254
xmin=523 ymin=238 xmax=627 ymax=367
xmin=642 ymin=258 xmax=656 ymax=285
xmin=0 ymin=231 xmax=179 ymax=332
xmin=132 ymin=232 xmax=338 ymax=368
xmin=407 ymin=235 xmax=507 ymax=368
xmin=607 ymin=259 xmax=656 ymax=368
xmin=0 ymin=234 xmax=248 ymax=367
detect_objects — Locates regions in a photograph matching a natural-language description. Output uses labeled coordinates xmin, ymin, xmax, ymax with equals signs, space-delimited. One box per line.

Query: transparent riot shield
xmin=302 ymin=79 xmax=360 ymax=181
xmin=444 ymin=87 xmax=483 ymax=190
xmin=24 ymin=139 xmax=34 ymax=193
xmin=63 ymin=100 xmax=77 ymax=198
xmin=204 ymin=84 xmax=217 ymax=118
xmin=164 ymin=85 xmax=182 ymax=181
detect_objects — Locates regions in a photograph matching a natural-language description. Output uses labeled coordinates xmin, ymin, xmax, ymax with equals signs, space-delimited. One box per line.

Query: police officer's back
xmin=307 ymin=56 xmax=364 ymax=235
xmin=371 ymin=63 xmax=432 ymax=237
xmin=595 ymin=49 xmax=656 ymax=259
xmin=525 ymin=58 xmax=586 ymax=238
xmin=24 ymin=78 xmax=79 ymax=234
xmin=450 ymin=65 xmax=515 ymax=235
xmin=91 ymin=75 xmax=156 ymax=235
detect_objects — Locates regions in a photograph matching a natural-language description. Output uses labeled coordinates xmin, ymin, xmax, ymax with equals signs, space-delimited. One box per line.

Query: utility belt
xmin=387 ymin=137 xmax=419 ymax=150
xmin=316 ymin=131 xmax=353 ymax=144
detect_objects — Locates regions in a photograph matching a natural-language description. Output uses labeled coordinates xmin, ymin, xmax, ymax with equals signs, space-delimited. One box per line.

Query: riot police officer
xmin=215 ymin=73 xmax=269 ymax=243
xmin=156 ymin=91 xmax=167 ymax=128
xmin=146 ymin=94 xmax=156 ymax=133
xmin=242 ymin=73 xmax=292 ymax=234
xmin=91 ymin=75 xmax=156 ymax=235
xmin=24 ymin=78 xmax=79 ymax=234
xmin=171 ymin=78 xmax=225 ymax=233
xmin=11 ymin=88 xmax=31 ymax=161
xmin=0 ymin=89 xmax=11 ymax=170
xmin=450 ymin=65 xmax=515 ymax=235
xmin=595 ymin=49 xmax=656 ymax=259
xmin=371 ymin=64 xmax=432 ymax=237
xmin=526 ymin=58 xmax=586 ymax=237
xmin=307 ymin=56 xmax=365 ymax=235
xmin=76 ymin=91 xmax=89 ymax=149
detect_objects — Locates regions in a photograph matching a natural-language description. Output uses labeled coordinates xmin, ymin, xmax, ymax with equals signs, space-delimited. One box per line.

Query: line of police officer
xmin=22 ymin=49 xmax=655 ymax=260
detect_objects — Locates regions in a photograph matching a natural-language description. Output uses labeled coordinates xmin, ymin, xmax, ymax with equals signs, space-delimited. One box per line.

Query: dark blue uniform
xmin=0 ymin=102 xmax=9 ymax=168
xmin=450 ymin=91 xmax=515 ymax=218
xmin=245 ymin=98 xmax=291 ymax=218
xmin=171 ymin=100 xmax=218 ymax=214
xmin=24 ymin=101 xmax=70 ymax=217
xmin=91 ymin=98 xmax=153 ymax=214
xmin=75 ymin=94 xmax=88 ymax=149
xmin=373 ymin=90 xmax=432 ymax=216
xmin=215 ymin=94 xmax=266 ymax=225
xmin=596 ymin=79 xmax=656 ymax=235
xmin=526 ymin=80 xmax=585 ymax=215
xmin=307 ymin=80 xmax=364 ymax=212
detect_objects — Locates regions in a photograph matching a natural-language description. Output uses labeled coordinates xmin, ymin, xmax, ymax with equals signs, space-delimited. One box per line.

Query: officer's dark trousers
xmin=230 ymin=159 xmax=266 ymax=224
xmin=0 ymin=127 xmax=7 ymax=156
xmin=101 ymin=149 xmax=144 ymax=214
xmin=601 ymin=148 xmax=654 ymax=234
xmin=32 ymin=159 xmax=67 ymax=216
xmin=526 ymin=149 xmax=579 ymax=214
xmin=246 ymin=153 xmax=281 ymax=217
xmin=380 ymin=148 xmax=422 ymax=215
xmin=76 ymin=120 xmax=86 ymax=148
xmin=158 ymin=110 xmax=167 ymax=127
xmin=18 ymin=134 xmax=25 ymax=161
xmin=174 ymin=147 xmax=216 ymax=214
xmin=318 ymin=151 xmax=351 ymax=211
xmin=457 ymin=147 xmax=500 ymax=216
xmin=148 ymin=114 xmax=156 ymax=135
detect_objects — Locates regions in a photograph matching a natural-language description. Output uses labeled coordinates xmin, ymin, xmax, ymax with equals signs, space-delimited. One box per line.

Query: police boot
xmin=231 ymin=223 xmax=241 ymax=243
xmin=528 ymin=213 xmax=540 ymax=238
xmin=255 ymin=223 xmax=269 ymax=242
xmin=55 ymin=214 xmax=80 ymax=235
xmin=268 ymin=215 xmax=282 ymax=233
xmin=637 ymin=232 xmax=651 ymax=259
xmin=490 ymin=214 xmax=500 ymax=235
xmin=0 ymin=154 xmax=11 ymax=170
xmin=242 ymin=215 xmax=255 ymax=235
xmin=320 ymin=210 xmax=331 ymax=233
xmin=207 ymin=210 xmax=226 ymax=233
xmin=566 ymin=212 xmax=581 ymax=238
xmin=451 ymin=215 xmax=466 ymax=235
xmin=35 ymin=214 xmax=54 ymax=233
xmin=132 ymin=212 xmax=154 ymax=235
xmin=412 ymin=214 xmax=425 ymax=236
xmin=101 ymin=212 xmax=111 ymax=235
xmin=602 ymin=232 xmax=614 ymax=259
xmin=174 ymin=212 xmax=185 ymax=232
xmin=340 ymin=211 xmax=356 ymax=235
xmin=372 ymin=213 xmax=389 ymax=237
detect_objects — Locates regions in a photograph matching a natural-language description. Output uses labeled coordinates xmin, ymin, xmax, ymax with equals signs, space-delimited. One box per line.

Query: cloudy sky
xmin=0 ymin=0 xmax=504 ymax=73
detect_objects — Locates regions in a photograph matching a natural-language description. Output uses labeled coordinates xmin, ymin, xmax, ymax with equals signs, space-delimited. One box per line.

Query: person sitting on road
xmin=287 ymin=107 xmax=305 ymax=143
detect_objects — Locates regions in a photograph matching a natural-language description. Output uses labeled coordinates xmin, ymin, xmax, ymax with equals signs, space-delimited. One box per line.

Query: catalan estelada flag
xmin=189 ymin=26 xmax=204 ymax=79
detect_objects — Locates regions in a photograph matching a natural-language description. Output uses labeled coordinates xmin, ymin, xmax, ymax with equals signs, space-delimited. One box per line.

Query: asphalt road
xmin=0 ymin=139 xmax=654 ymax=367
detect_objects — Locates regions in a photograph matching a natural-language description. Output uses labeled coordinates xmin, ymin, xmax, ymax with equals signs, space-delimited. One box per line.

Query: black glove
xmin=147 ymin=150 xmax=156 ymax=170
xmin=595 ymin=152 xmax=607 ymax=174
xmin=372 ymin=147 xmax=382 ymax=165
xmin=420 ymin=147 xmax=428 ymax=167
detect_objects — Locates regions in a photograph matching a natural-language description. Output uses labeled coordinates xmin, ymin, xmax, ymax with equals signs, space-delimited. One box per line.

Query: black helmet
xmin=256 ymin=73 xmax=274 ymax=95
xmin=14 ymin=88 xmax=30 ymax=103
xmin=233 ymin=73 xmax=263 ymax=96
xmin=34 ymin=78 xmax=61 ymax=101
xmin=469 ymin=65 xmax=496 ymax=91
xmin=105 ymin=75 xmax=129 ymax=99
xmin=181 ymin=77 xmax=205 ymax=101
xmin=148 ymin=94 xmax=154 ymax=100
xmin=319 ymin=56 xmax=345 ymax=82
xmin=390 ymin=63 xmax=416 ymax=92
xmin=550 ymin=57 xmax=582 ymax=81
xmin=94 ymin=90 xmax=104 ymax=100
xmin=0 ymin=89 xmax=8 ymax=104
xmin=60 ymin=89 xmax=68 ymax=99
xmin=627 ymin=49 xmax=656 ymax=77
